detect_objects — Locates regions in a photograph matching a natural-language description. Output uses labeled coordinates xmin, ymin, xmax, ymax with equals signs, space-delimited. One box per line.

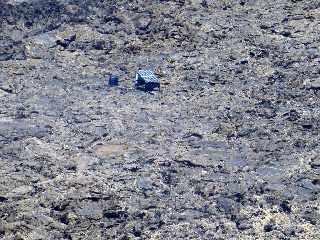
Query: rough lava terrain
xmin=0 ymin=0 xmax=320 ymax=239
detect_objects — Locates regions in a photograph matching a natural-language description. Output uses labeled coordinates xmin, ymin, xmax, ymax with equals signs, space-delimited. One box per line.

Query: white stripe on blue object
xmin=137 ymin=70 xmax=159 ymax=83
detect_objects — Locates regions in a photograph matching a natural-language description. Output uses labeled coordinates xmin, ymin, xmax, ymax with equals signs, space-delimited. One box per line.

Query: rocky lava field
xmin=0 ymin=0 xmax=320 ymax=239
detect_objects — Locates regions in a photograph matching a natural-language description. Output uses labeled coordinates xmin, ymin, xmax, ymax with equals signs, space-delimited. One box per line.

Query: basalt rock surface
xmin=0 ymin=0 xmax=320 ymax=239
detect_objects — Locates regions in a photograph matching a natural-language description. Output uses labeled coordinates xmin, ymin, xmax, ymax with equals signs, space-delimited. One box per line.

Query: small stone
xmin=298 ymin=179 xmax=319 ymax=191
xmin=311 ymin=156 xmax=320 ymax=168
xmin=216 ymin=197 xmax=237 ymax=214
xmin=307 ymin=79 xmax=320 ymax=90
xmin=306 ymin=48 xmax=319 ymax=59
xmin=236 ymin=219 xmax=252 ymax=230
xmin=134 ymin=13 xmax=152 ymax=35
xmin=279 ymin=200 xmax=292 ymax=213
xmin=264 ymin=223 xmax=274 ymax=232
xmin=136 ymin=177 xmax=153 ymax=191
xmin=56 ymin=34 xmax=76 ymax=48
xmin=64 ymin=212 xmax=78 ymax=225
xmin=0 ymin=196 xmax=8 ymax=202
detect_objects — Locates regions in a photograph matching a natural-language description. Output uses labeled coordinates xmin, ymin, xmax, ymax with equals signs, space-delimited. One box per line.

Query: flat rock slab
xmin=6 ymin=185 xmax=33 ymax=198
xmin=0 ymin=1 xmax=320 ymax=239
xmin=94 ymin=143 xmax=129 ymax=158
xmin=0 ymin=119 xmax=51 ymax=142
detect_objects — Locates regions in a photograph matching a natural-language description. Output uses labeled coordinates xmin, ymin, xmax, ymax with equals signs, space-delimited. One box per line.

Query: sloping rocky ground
xmin=0 ymin=0 xmax=320 ymax=239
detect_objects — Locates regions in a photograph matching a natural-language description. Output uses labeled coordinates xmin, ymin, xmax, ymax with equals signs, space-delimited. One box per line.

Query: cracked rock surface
xmin=1 ymin=0 xmax=320 ymax=239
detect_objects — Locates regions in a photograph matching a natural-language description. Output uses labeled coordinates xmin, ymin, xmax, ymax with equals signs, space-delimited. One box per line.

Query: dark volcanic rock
xmin=0 ymin=0 xmax=319 ymax=239
xmin=0 ymin=120 xmax=51 ymax=143
xmin=0 ymin=40 xmax=26 ymax=61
